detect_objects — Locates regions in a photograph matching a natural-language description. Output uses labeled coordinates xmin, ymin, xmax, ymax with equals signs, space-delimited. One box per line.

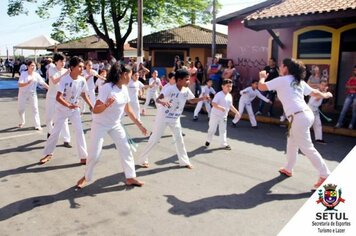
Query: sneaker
xmin=205 ymin=141 xmax=210 ymax=147
xmin=193 ymin=116 xmax=198 ymax=121
xmin=63 ymin=142 xmax=73 ymax=148
xmin=315 ymin=139 xmax=327 ymax=144
xmin=278 ymin=168 xmax=292 ymax=177
xmin=334 ymin=123 xmax=341 ymax=128
xmin=255 ymin=111 xmax=262 ymax=116
xmin=251 ymin=126 xmax=258 ymax=129
xmin=280 ymin=115 xmax=286 ymax=122
xmin=225 ymin=145 xmax=231 ymax=150
xmin=231 ymin=122 xmax=237 ymax=127
xmin=312 ymin=177 xmax=327 ymax=191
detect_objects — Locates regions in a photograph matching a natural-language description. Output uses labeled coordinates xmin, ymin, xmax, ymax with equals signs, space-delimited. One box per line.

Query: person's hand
xmin=259 ymin=70 xmax=268 ymax=80
xmin=105 ymin=96 xmax=115 ymax=107
xmin=325 ymin=92 xmax=333 ymax=98
xmin=268 ymin=99 xmax=272 ymax=104
xmin=160 ymin=101 xmax=172 ymax=108
xmin=139 ymin=124 xmax=148 ymax=136
xmin=202 ymin=95 xmax=210 ymax=101
xmin=68 ymin=104 xmax=79 ymax=109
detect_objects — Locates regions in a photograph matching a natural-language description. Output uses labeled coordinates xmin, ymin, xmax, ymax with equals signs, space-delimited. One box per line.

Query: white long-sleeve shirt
xmin=239 ymin=87 xmax=269 ymax=104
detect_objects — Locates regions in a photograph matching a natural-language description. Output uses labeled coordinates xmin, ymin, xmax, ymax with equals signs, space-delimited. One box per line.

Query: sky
xmin=0 ymin=0 xmax=264 ymax=57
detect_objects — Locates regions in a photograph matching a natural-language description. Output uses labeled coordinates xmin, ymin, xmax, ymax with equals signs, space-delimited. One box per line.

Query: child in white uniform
xmin=259 ymin=58 xmax=333 ymax=190
xmin=193 ymin=79 xmax=216 ymax=120
xmin=17 ymin=61 xmax=49 ymax=129
xmin=232 ymin=80 xmax=270 ymax=128
xmin=76 ymin=63 xmax=148 ymax=189
xmin=94 ymin=69 xmax=107 ymax=91
xmin=82 ymin=60 xmax=106 ymax=112
xmin=39 ymin=56 xmax=93 ymax=165
xmin=45 ymin=53 xmax=71 ymax=147
xmin=128 ymin=72 xmax=145 ymax=121
xmin=138 ymin=69 xmax=209 ymax=169
xmin=308 ymin=79 xmax=328 ymax=144
xmin=141 ymin=70 xmax=162 ymax=115
xmin=205 ymin=79 xmax=240 ymax=150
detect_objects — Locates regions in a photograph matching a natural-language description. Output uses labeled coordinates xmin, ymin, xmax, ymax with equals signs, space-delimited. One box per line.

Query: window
xmin=297 ymin=30 xmax=332 ymax=59
xmin=271 ymin=39 xmax=279 ymax=62
xmin=154 ymin=51 xmax=184 ymax=67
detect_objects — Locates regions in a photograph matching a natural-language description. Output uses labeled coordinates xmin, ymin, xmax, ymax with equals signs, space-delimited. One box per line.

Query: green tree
xmin=7 ymin=0 xmax=216 ymax=59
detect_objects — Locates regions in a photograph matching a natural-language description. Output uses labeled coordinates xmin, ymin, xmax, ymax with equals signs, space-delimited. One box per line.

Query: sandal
xmin=39 ymin=154 xmax=52 ymax=164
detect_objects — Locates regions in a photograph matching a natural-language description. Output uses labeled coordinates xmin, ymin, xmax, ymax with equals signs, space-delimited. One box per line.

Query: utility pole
xmin=212 ymin=0 xmax=216 ymax=59
xmin=137 ymin=0 xmax=143 ymax=67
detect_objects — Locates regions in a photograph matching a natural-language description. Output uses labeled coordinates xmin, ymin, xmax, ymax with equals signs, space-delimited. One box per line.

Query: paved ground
xmin=0 ymin=85 xmax=355 ymax=236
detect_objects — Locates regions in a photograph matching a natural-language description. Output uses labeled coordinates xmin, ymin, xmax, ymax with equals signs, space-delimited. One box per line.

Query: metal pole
xmin=212 ymin=0 xmax=216 ymax=59
xmin=137 ymin=0 xmax=143 ymax=68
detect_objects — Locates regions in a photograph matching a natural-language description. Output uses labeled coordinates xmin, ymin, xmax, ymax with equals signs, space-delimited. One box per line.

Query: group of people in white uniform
xmin=16 ymin=54 xmax=333 ymax=191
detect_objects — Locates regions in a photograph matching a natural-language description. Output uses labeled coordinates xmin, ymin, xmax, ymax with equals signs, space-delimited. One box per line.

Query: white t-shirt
xmin=308 ymin=96 xmax=323 ymax=111
xmin=47 ymin=66 xmax=67 ymax=98
xmin=210 ymin=91 xmax=233 ymax=118
xmin=148 ymin=77 xmax=161 ymax=95
xmin=18 ymin=71 xmax=46 ymax=94
xmin=95 ymin=78 xmax=106 ymax=90
xmin=83 ymin=69 xmax=98 ymax=91
xmin=200 ymin=85 xmax=216 ymax=98
xmin=58 ymin=74 xmax=88 ymax=109
xmin=266 ymin=75 xmax=313 ymax=117
xmin=93 ymin=83 xmax=130 ymax=126
xmin=127 ymin=79 xmax=145 ymax=102
xmin=158 ymin=85 xmax=195 ymax=123
xmin=239 ymin=87 xmax=269 ymax=103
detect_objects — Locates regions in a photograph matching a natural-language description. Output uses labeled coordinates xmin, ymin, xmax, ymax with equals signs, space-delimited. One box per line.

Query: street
xmin=0 ymin=88 xmax=355 ymax=236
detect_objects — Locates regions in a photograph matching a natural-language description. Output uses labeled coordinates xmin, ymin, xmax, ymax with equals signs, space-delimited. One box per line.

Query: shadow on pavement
xmin=0 ymin=165 xmax=183 ymax=221
xmin=165 ymin=174 xmax=312 ymax=217
xmin=0 ymin=139 xmax=46 ymax=155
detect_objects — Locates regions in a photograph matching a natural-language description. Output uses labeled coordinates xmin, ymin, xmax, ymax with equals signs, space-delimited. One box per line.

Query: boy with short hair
xmin=193 ymin=79 xmax=216 ymax=120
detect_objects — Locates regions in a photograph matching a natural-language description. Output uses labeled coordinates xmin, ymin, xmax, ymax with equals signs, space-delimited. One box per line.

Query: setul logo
xmin=316 ymin=184 xmax=345 ymax=211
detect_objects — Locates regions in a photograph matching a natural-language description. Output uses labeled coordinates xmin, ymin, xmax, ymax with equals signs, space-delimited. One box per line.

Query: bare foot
xmin=125 ymin=178 xmax=144 ymax=187
xmin=76 ymin=176 xmax=87 ymax=189
xmin=185 ymin=164 xmax=193 ymax=169
xmin=39 ymin=154 xmax=52 ymax=165
xmin=80 ymin=159 xmax=86 ymax=165
xmin=140 ymin=163 xmax=149 ymax=168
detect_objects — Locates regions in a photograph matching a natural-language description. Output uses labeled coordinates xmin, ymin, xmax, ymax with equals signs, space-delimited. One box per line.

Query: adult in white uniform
xmin=45 ymin=53 xmax=71 ymax=147
xmin=258 ymin=58 xmax=333 ymax=190
xmin=17 ymin=61 xmax=49 ymax=129
xmin=205 ymin=79 xmax=240 ymax=150
xmin=39 ymin=56 xmax=93 ymax=165
xmin=308 ymin=80 xmax=329 ymax=144
xmin=127 ymin=72 xmax=145 ymax=121
xmin=138 ymin=69 xmax=208 ymax=169
xmin=76 ymin=63 xmax=148 ymax=189
xmin=141 ymin=70 xmax=162 ymax=115
xmin=193 ymin=79 xmax=216 ymax=120
xmin=232 ymin=80 xmax=270 ymax=128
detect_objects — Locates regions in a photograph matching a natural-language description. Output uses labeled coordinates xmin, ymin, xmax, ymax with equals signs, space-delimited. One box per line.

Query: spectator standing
xmin=255 ymin=58 xmax=279 ymax=117
xmin=207 ymin=57 xmax=222 ymax=93
xmin=335 ymin=65 xmax=356 ymax=129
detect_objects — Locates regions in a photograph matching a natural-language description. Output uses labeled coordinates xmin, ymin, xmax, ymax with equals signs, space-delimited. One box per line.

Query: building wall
xmin=225 ymin=19 xmax=356 ymax=113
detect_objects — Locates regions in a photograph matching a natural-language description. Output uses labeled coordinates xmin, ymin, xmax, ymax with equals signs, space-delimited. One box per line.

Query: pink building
xmin=217 ymin=0 xmax=356 ymax=111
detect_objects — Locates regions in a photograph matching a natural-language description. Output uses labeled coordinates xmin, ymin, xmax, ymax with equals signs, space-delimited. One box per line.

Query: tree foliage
xmin=7 ymin=0 xmax=217 ymax=59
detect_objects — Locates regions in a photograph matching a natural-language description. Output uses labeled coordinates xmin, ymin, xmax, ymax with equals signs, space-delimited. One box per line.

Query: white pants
xmin=206 ymin=113 xmax=228 ymax=146
xmin=285 ymin=110 xmax=330 ymax=178
xmin=43 ymin=107 xmax=88 ymax=159
xmin=45 ymin=96 xmax=71 ymax=142
xmin=85 ymin=122 xmax=136 ymax=181
xmin=142 ymin=92 xmax=158 ymax=111
xmin=130 ymin=99 xmax=141 ymax=121
xmin=18 ymin=92 xmax=41 ymax=128
xmin=194 ymin=101 xmax=212 ymax=117
xmin=81 ymin=89 xmax=95 ymax=113
xmin=233 ymin=100 xmax=257 ymax=127
xmin=311 ymin=108 xmax=322 ymax=140
xmin=137 ymin=119 xmax=191 ymax=166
